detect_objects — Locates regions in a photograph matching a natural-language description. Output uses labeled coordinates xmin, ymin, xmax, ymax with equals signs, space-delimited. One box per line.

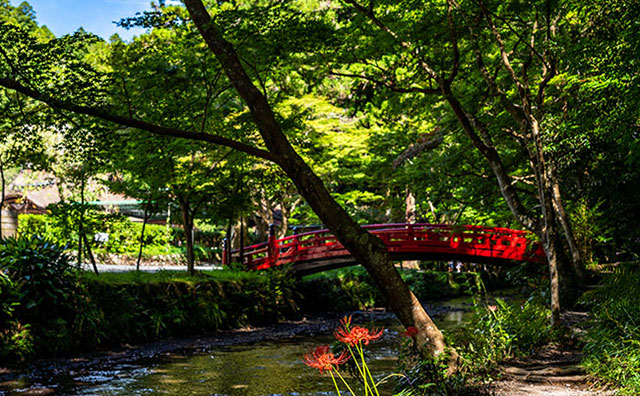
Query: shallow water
xmin=0 ymin=296 xmax=476 ymax=396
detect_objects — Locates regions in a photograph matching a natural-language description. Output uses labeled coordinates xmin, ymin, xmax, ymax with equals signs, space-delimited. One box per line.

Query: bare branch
xmin=478 ymin=1 xmax=549 ymax=68
xmin=477 ymin=0 xmax=527 ymax=98
xmin=445 ymin=0 xmax=460 ymax=84
xmin=475 ymin=50 xmax=528 ymax=127
xmin=536 ymin=57 xmax=556 ymax=109
xmin=521 ymin=17 xmax=538 ymax=88
xmin=392 ymin=126 xmax=444 ymax=169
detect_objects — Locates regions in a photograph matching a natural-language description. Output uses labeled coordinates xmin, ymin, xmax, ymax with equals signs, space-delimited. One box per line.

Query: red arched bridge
xmin=223 ymin=223 xmax=545 ymax=275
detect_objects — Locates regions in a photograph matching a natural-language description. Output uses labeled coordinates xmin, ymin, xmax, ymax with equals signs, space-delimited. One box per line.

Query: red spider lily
xmin=334 ymin=315 xmax=384 ymax=346
xmin=403 ymin=326 xmax=418 ymax=338
xmin=303 ymin=345 xmax=350 ymax=373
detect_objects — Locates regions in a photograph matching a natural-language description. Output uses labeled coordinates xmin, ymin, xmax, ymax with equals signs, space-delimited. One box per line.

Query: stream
xmin=0 ymin=296 xmax=478 ymax=396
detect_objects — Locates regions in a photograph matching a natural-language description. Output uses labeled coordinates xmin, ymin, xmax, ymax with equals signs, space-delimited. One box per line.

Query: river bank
xmin=0 ymin=299 xmax=472 ymax=396
xmin=1 ymin=278 xmax=618 ymax=396
xmin=1 ymin=266 xmax=497 ymax=362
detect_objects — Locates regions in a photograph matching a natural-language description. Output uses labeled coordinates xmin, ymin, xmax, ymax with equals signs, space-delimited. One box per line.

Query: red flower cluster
xmin=303 ymin=345 xmax=350 ymax=373
xmin=334 ymin=316 xmax=383 ymax=346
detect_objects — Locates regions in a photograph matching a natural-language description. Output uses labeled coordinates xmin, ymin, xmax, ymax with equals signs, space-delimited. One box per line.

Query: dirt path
xmin=488 ymin=311 xmax=615 ymax=396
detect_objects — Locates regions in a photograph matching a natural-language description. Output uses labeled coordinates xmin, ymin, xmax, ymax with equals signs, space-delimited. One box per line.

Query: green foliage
xmin=300 ymin=267 xmax=495 ymax=312
xmin=580 ymin=264 xmax=640 ymax=395
xmin=0 ymin=268 xmax=16 ymax=321
xmin=449 ymin=297 xmax=557 ymax=375
xmin=79 ymin=268 xmax=299 ymax=344
xmin=0 ymin=236 xmax=76 ymax=316
xmin=18 ymin=212 xmax=174 ymax=256
xmin=0 ymin=235 xmax=101 ymax=359
xmin=395 ymin=355 xmax=472 ymax=396
xmin=0 ymin=269 xmax=32 ymax=360
xmin=0 ymin=252 xmax=299 ymax=361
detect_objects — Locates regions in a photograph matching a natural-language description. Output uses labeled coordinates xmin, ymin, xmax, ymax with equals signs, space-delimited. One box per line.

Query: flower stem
xmin=359 ymin=342 xmax=380 ymax=396
xmin=347 ymin=344 xmax=370 ymax=395
xmin=329 ymin=370 xmax=343 ymax=396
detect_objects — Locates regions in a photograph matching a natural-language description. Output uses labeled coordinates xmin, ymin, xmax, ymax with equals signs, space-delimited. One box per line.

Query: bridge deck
xmin=224 ymin=223 xmax=545 ymax=274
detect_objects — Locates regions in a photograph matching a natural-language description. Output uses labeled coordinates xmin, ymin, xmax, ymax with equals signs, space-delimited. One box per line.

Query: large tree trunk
xmin=184 ymin=0 xmax=454 ymax=365
xmin=278 ymin=197 xmax=301 ymax=239
xmin=529 ymin=118 xmax=570 ymax=326
xmin=253 ymin=195 xmax=273 ymax=242
xmin=537 ymin=219 xmax=562 ymax=326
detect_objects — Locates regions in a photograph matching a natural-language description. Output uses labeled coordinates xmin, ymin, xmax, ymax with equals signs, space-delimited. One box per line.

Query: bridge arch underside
xmin=265 ymin=252 xmax=537 ymax=276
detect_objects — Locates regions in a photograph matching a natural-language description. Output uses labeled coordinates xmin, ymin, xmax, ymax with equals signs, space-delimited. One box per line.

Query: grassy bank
xmin=0 ymin=237 xmax=300 ymax=361
xmin=80 ymin=269 xmax=299 ymax=345
xmin=1 ymin=268 xmax=300 ymax=360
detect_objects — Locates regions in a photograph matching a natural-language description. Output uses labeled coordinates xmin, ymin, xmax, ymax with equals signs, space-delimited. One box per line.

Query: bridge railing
xmin=223 ymin=223 xmax=544 ymax=270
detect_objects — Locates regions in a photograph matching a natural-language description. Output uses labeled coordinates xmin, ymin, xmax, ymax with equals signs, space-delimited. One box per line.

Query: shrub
xmin=0 ymin=236 xmax=78 ymax=321
xmin=79 ymin=269 xmax=299 ymax=343
xmin=299 ymin=267 xmax=494 ymax=313
xmin=449 ymin=296 xmax=556 ymax=375
xmin=0 ymin=236 xmax=102 ymax=358
xmin=580 ymin=264 xmax=640 ymax=395
xmin=18 ymin=212 xmax=174 ymax=255
xmin=0 ymin=268 xmax=17 ymax=323
xmin=0 ymin=269 xmax=33 ymax=360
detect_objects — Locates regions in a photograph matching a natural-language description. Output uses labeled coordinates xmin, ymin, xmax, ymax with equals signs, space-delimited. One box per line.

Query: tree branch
xmin=477 ymin=0 xmax=528 ymax=100
xmin=330 ymin=71 xmax=439 ymax=94
xmin=343 ymin=0 xmax=440 ymax=80
xmin=445 ymin=0 xmax=460 ymax=84
xmin=0 ymin=77 xmax=278 ymax=163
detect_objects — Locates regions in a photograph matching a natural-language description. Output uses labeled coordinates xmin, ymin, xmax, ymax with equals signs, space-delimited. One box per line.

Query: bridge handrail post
xmin=222 ymin=237 xmax=229 ymax=266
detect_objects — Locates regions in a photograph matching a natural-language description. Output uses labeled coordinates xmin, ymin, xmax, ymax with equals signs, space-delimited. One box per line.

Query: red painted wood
xmin=222 ymin=223 xmax=546 ymax=271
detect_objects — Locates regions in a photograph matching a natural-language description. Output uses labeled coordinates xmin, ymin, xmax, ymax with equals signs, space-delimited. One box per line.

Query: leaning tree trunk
xmin=184 ymin=0 xmax=455 ymax=366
